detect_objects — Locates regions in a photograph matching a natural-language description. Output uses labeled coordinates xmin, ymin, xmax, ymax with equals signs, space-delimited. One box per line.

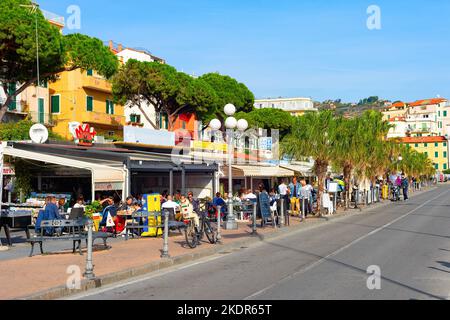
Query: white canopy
xmin=2 ymin=146 xmax=127 ymax=199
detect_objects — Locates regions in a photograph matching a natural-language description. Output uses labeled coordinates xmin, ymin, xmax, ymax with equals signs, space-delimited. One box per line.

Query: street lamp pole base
xmin=224 ymin=218 xmax=238 ymax=230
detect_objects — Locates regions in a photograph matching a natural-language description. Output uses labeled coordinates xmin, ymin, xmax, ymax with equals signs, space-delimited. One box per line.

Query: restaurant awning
xmin=279 ymin=164 xmax=314 ymax=177
xmin=2 ymin=146 xmax=127 ymax=199
xmin=231 ymin=165 xmax=295 ymax=178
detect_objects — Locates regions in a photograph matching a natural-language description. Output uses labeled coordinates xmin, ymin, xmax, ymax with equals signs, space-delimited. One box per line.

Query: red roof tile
xmin=408 ymin=98 xmax=447 ymax=107
xmin=400 ymin=136 xmax=447 ymax=143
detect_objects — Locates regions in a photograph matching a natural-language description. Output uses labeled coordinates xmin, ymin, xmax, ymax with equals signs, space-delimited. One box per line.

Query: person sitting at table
xmin=180 ymin=195 xmax=199 ymax=228
xmin=42 ymin=196 xmax=64 ymax=236
xmin=162 ymin=195 xmax=180 ymax=221
xmin=73 ymin=195 xmax=86 ymax=209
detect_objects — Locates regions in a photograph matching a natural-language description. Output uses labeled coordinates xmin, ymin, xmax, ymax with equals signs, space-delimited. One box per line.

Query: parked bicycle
xmin=185 ymin=212 xmax=218 ymax=249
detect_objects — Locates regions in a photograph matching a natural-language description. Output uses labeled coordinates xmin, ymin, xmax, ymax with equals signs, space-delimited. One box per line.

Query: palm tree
xmin=282 ymin=110 xmax=338 ymax=215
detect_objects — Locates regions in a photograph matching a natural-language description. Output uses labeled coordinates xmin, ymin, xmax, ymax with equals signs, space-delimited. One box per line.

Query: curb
xmin=19 ymin=186 xmax=437 ymax=300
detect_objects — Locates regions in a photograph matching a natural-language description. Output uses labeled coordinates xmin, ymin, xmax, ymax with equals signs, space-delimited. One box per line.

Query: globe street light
xmin=209 ymin=104 xmax=248 ymax=230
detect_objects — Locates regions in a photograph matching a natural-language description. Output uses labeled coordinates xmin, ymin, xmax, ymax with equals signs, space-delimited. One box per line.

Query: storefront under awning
xmin=2 ymin=146 xmax=127 ymax=200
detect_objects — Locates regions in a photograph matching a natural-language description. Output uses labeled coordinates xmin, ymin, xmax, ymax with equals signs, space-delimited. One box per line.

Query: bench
xmin=26 ymin=219 xmax=110 ymax=257
xmin=125 ymin=210 xmax=186 ymax=241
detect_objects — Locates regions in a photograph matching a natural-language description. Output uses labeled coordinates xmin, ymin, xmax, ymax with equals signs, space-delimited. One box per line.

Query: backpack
xmin=401 ymin=178 xmax=408 ymax=188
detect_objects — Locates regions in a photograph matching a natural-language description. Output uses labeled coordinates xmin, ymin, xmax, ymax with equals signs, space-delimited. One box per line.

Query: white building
xmin=254 ymin=97 xmax=317 ymax=116
xmin=108 ymin=42 xmax=165 ymax=130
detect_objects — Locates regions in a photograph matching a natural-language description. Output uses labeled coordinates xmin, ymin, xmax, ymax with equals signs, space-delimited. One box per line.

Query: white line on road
xmin=64 ymin=254 xmax=228 ymax=300
xmin=244 ymin=188 xmax=450 ymax=300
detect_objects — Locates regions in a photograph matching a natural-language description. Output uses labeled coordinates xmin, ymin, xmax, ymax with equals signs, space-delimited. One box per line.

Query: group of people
xmin=278 ymin=177 xmax=315 ymax=218
xmin=389 ymin=173 xmax=410 ymax=201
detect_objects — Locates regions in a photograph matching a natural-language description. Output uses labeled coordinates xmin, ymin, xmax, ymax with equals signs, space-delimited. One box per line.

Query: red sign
xmin=75 ymin=124 xmax=97 ymax=147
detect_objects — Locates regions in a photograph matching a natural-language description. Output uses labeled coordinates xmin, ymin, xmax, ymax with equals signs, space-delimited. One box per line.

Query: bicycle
xmin=184 ymin=212 xmax=218 ymax=249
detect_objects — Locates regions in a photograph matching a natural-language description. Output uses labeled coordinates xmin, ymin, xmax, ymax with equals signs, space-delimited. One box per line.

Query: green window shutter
xmin=106 ymin=100 xmax=109 ymax=114
xmin=130 ymin=114 xmax=135 ymax=122
xmin=51 ymin=96 xmax=60 ymax=113
xmin=106 ymin=100 xmax=114 ymax=114
xmin=435 ymin=164 xmax=439 ymax=170
xmin=438 ymin=111 xmax=441 ymax=117
xmin=415 ymin=143 xmax=419 ymax=148
xmin=38 ymin=98 xmax=45 ymax=124
xmin=445 ymin=164 xmax=448 ymax=170
xmin=444 ymin=111 xmax=448 ymax=117
xmin=87 ymin=69 xmax=93 ymax=76
xmin=111 ymin=102 xmax=114 ymax=115
xmin=87 ymin=96 xmax=93 ymax=111
xmin=444 ymin=152 xmax=447 ymax=158
xmin=435 ymin=143 xmax=439 ymax=147
xmin=444 ymin=143 xmax=448 ymax=147
xmin=424 ymin=143 xmax=428 ymax=147
xmin=7 ymin=83 xmax=17 ymax=110
xmin=435 ymin=152 xmax=439 ymax=158
xmin=425 ymin=152 xmax=428 ymax=157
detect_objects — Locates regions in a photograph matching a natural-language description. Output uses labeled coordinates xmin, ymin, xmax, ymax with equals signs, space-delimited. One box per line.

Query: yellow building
xmin=400 ymin=136 xmax=449 ymax=172
xmin=49 ymin=68 xmax=124 ymax=140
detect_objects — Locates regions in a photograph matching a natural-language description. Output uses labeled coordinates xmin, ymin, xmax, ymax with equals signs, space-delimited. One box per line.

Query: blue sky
xmin=38 ymin=0 xmax=450 ymax=102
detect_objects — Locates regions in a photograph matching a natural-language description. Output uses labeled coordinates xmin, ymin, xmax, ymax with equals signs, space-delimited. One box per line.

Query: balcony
xmin=27 ymin=111 xmax=55 ymax=126
xmin=82 ymin=74 xmax=112 ymax=93
xmin=41 ymin=10 xmax=65 ymax=28
xmin=83 ymin=111 xmax=125 ymax=128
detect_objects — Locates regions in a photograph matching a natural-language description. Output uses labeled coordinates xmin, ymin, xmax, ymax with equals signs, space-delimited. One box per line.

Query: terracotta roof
xmin=400 ymin=136 xmax=447 ymax=144
xmin=389 ymin=117 xmax=406 ymax=122
xmin=408 ymin=98 xmax=447 ymax=107
xmin=392 ymin=101 xmax=406 ymax=108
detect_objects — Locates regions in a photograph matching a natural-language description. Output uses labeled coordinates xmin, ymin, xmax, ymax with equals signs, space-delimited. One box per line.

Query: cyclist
xmin=180 ymin=195 xmax=200 ymax=229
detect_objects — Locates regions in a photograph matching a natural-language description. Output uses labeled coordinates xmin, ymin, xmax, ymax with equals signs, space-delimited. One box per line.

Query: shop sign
xmin=95 ymin=182 xmax=123 ymax=191
xmin=192 ymin=141 xmax=228 ymax=152
xmin=3 ymin=165 xmax=15 ymax=175
xmin=74 ymin=124 xmax=97 ymax=147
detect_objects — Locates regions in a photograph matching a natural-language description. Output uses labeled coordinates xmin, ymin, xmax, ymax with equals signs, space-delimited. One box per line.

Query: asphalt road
xmin=70 ymin=185 xmax=450 ymax=300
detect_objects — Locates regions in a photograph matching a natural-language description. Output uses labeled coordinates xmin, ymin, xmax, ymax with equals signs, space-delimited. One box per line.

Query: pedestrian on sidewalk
xmin=289 ymin=177 xmax=301 ymax=216
xmin=401 ymin=174 xmax=409 ymax=201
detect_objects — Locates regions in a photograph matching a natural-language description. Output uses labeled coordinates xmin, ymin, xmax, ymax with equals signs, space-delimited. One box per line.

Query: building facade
xmin=49 ymin=68 xmax=125 ymax=140
xmin=254 ymin=97 xmax=317 ymax=116
xmin=400 ymin=136 xmax=449 ymax=172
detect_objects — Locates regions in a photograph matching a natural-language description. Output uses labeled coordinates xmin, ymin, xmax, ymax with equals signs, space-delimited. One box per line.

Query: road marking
xmin=245 ymin=188 xmax=450 ymax=300
xmin=64 ymin=254 xmax=229 ymax=300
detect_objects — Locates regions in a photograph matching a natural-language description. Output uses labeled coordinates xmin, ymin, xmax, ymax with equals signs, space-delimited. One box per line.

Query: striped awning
xmin=231 ymin=165 xmax=295 ymax=178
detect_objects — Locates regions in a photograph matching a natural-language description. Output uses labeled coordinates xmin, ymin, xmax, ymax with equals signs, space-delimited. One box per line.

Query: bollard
xmin=280 ymin=198 xmax=285 ymax=228
xmin=252 ymin=202 xmax=257 ymax=235
xmin=302 ymin=198 xmax=306 ymax=220
xmin=83 ymin=219 xmax=95 ymax=280
xmin=161 ymin=210 xmax=170 ymax=258
xmin=216 ymin=205 xmax=222 ymax=242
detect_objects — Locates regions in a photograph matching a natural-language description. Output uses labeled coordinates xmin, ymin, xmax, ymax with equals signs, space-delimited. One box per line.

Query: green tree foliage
xmin=0 ymin=119 xmax=67 ymax=141
xmin=0 ymin=0 xmax=119 ymax=120
xmin=199 ymin=73 xmax=255 ymax=119
xmin=235 ymin=108 xmax=294 ymax=138
xmin=282 ymin=110 xmax=337 ymax=213
xmin=112 ymin=61 xmax=255 ymax=130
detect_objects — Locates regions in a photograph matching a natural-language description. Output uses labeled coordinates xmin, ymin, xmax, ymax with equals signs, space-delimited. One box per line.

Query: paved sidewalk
xmin=0 ymin=186 xmax=435 ymax=300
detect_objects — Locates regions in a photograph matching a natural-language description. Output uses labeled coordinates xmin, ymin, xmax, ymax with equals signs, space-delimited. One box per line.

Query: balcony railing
xmin=83 ymin=111 xmax=125 ymax=127
xmin=82 ymin=74 xmax=112 ymax=93
xmin=41 ymin=10 xmax=65 ymax=26
xmin=27 ymin=111 xmax=55 ymax=126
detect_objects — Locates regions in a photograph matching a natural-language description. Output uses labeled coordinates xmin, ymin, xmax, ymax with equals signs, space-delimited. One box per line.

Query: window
xmin=106 ymin=100 xmax=114 ymax=115
xmin=425 ymin=152 xmax=428 ymax=157
xmin=87 ymin=69 xmax=93 ymax=76
xmin=160 ymin=113 xmax=168 ymax=130
xmin=445 ymin=142 xmax=447 ymax=147
xmin=38 ymin=98 xmax=45 ymax=124
xmin=35 ymin=79 xmax=48 ymax=88
xmin=415 ymin=143 xmax=419 ymax=148
xmin=87 ymin=96 xmax=93 ymax=112
xmin=435 ymin=152 xmax=439 ymax=158
xmin=445 ymin=164 xmax=448 ymax=170
xmin=435 ymin=164 xmax=439 ymax=170
xmin=438 ymin=111 xmax=441 ymax=117
xmin=435 ymin=143 xmax=439 ymax=147
xmin=7 ymin=83 xmax=16 ymax=110
xmin=130 ymin=114 xmax=141 ymax=123
xmin=424 ymin=143 xmax=428 ymax=147
xmin=445 ymin=111 xmax=448 ymax=117
xmin=444 ymin=152 xmax=448 ymax=158
xmin=51 ymin=95 xmax=60 ymax=113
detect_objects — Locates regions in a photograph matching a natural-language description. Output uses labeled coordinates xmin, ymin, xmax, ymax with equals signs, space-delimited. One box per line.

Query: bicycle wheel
xmin=204 ymin=220 xmax=218 ymax=244
xmin=185 ymin=222 xmax=198 ymax=248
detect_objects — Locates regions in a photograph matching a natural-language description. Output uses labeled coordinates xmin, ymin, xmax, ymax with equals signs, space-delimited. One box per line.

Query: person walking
xmin=289 ymin=177 xmax=301 ymax=216
xmin=401 ymin=174 xmax=409 ymax=201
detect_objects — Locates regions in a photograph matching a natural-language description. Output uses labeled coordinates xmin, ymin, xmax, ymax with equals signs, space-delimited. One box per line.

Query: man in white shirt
xmin=161 ymin=195 xmax=180 ymax=210
xmin=278 ymin=179 xmax=289 ymax=215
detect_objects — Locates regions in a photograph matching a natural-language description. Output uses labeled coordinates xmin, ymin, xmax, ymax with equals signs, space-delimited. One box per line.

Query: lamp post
xmin=209 ymin=104 xmax=248 ymax=230
xmin=397 ymin=156 xmax=403 ymax=174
